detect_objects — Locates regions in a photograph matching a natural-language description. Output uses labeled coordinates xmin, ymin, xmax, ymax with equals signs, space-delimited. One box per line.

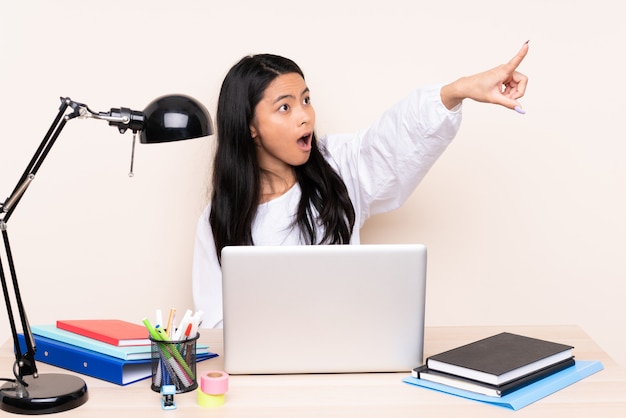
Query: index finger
xmin=507 ymin=41 xmax=530 ymax=71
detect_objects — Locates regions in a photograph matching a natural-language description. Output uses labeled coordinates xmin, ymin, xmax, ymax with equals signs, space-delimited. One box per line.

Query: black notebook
xmin=413 ymin=357 xmax=575 ymax=397
xmin=426 ymin=332 xmax=574 ymax=385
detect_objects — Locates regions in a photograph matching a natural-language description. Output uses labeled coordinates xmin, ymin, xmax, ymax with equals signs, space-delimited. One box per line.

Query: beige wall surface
xmin=1 ymin=1 xmax=624 ymax=366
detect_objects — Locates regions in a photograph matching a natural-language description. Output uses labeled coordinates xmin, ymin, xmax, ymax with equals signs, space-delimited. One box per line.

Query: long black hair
xmin=210 ymin=54 xmax=355 ymax=261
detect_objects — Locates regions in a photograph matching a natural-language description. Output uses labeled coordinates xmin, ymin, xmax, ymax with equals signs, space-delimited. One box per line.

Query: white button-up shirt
xmin=192 ymin=84 xmax=463 ymax=328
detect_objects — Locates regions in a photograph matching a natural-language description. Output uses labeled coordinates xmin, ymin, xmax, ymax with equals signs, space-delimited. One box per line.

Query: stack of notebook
xmin=17 ymin=319 xmax=216 ymax=386
xmin=404 ymin=332 xmax=604 ymax=410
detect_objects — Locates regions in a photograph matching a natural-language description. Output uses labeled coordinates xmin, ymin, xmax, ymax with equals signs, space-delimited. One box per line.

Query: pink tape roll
xmin=200 ymin=370 xmax=229 ymax=395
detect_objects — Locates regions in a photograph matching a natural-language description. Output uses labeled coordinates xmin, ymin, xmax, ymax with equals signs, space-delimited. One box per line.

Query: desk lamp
xmin=0 ymin=94 xmax=213 ymax=414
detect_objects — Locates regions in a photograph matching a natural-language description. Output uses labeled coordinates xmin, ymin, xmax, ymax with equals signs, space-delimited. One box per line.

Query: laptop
xmin=221 ymin=244 xmax=427 ymax=374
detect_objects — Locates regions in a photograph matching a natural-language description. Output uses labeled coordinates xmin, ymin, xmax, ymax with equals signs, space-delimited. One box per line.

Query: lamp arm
xmin=0 ymin=227 xmax=38 ymax=383
xmin=0 ymin=96 xmax=141 ymax=384
xmin=2 ymin=98 xmax=71 ymax=220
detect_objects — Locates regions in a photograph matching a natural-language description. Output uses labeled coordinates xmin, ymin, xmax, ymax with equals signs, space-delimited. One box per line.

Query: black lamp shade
xmin=140 ymin=94 xmax=213 ymax=143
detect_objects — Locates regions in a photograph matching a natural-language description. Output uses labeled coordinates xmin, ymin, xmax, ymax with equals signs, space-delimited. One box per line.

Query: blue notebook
xmin=403 ymin=360 xmax=603 ymax=410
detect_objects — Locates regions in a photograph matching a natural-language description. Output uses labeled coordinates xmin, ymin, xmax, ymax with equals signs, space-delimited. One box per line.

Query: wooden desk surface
xmin=2 ymin=325 xmax=625 ymax=417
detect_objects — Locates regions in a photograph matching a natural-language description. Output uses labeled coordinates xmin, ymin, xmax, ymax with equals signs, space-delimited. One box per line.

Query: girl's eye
xmin=279 ymin=104 xmax=289 ymax=112
xmin=303 ymin=97 xmax=311 ymax=105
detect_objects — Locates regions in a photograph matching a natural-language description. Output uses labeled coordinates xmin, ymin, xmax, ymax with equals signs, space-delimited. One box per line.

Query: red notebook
xmin=56 ymin=319 xmax=151 ymax=346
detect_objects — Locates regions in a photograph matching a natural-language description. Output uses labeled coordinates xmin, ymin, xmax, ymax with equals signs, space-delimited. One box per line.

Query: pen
xmin=173 ymin=309 xmax=193 ymax=341
xmin=155 ymin=309 xmax=163 ymax=328
xmin=165 ymin=308 xmax=176 ymax=339
xmin=188 ymin=310 xmax=203 ymax=340
xmin=184 ymin=323 xmax=193 ymax=339
xmin=143 ymin=317 xmax=162 ymax=341
xmin=155 ymin=325 xmax=170 ymax=341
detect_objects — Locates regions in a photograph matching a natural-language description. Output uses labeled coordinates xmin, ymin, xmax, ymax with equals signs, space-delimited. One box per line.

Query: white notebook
xmin=221 ymin=244 xmax=427 ymax=374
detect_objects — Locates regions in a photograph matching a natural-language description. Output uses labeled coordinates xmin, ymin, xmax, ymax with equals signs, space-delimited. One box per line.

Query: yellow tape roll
xmin=197 ymin=391 xmax=225 ymax=408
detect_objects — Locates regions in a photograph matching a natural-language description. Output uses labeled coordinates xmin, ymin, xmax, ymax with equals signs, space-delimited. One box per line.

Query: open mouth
xmin=297 ymin=133 xmax=312 ymax=151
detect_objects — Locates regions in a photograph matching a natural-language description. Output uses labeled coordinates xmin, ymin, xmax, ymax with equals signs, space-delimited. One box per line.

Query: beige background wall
xmin=1 ymin=1 xmax=624 ymax=367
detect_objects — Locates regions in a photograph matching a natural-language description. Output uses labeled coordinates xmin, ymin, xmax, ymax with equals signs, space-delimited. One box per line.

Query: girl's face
xmin=250 ymin=72 xmax=316 ymax=174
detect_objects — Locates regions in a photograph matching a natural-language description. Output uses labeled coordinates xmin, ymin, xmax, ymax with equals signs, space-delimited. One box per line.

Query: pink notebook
xmin=56 ymin=319 xmax=150 ymax=346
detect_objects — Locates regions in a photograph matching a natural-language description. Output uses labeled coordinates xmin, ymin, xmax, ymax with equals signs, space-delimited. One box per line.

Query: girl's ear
xmin=249 ymin=124 xmax=258 ymax=139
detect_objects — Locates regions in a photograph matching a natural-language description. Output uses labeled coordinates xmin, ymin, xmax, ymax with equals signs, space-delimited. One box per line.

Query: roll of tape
xmin=200 ymin=370 xmax=229 ymax=395
xmin=197 ymin=391 xmax=225 ymax=408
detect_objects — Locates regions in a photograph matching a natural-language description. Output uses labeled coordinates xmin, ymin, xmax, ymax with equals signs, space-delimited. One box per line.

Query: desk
xmin=2 ymin=325 xmax=625 ymax=417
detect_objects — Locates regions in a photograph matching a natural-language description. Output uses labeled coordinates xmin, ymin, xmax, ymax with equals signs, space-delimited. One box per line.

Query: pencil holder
xmin=150 ymin=333 xmax=199 ymax=393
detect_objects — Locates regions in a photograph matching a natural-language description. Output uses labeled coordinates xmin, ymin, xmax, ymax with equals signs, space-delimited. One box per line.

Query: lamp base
xmin=0 ymin=373 xmax=88 ymax=414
